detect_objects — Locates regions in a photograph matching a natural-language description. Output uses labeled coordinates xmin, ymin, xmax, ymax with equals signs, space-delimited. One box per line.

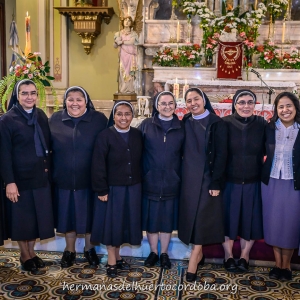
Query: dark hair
xmin=121 ymin=16 xmax=134 ymax=29
xmin=184 ymin=87 xmax=204 ymax=102
xmin=65 ymin=88 xmax=85 ymax=99
xmin=17 ymin=80 xmax=37 ymax=93
xmin=270 ymin=92 xmax=300 ymax=125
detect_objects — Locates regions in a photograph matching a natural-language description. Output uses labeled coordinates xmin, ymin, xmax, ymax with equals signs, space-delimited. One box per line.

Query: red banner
xmin=217 ymin=42 xmax=243 ymax=80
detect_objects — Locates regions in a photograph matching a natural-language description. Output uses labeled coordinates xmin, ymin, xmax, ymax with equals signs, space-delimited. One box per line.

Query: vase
xmin=205 ymin=55 xmax=213 ymax=67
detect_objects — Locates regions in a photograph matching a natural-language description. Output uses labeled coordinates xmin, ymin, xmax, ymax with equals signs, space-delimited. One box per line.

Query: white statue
xmin=137 ymin=96 xmax=151 ymax=117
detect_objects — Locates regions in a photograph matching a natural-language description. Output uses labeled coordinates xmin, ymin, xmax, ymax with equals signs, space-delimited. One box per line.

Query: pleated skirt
xmin=91 ymin=183 xmax=142 ymax=247
xmin=262 ymin=178 xmax=300 ymax=249
xmin=142 ymin=195 xmax=178 ymax=233
xmin=7 ymin=182 xmax=54 ymax=241
xmin=223 ymin=182 xmax=263 ymax=241
xmin=54 ymin=188 xmax=94 ymax=234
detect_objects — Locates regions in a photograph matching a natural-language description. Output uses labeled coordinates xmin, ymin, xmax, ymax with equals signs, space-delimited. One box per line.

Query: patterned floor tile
xmin=1 ymin=249 xmax=300 ymax=300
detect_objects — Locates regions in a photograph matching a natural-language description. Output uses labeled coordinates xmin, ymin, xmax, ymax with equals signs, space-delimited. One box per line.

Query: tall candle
xmin=182 ymin=79 xmax=189 ymax=98
xmin=177 ymin=21 xmax=180 ymax=43
xmin=25 ymin=12 xmax=31 ymax=56
xmin=173 ymin=78 xmax=180 ymax=100
xmin=254 ymin=0 xmax=258 ymax=10
xmin=282 ymin=20 xmax=286 ymax=44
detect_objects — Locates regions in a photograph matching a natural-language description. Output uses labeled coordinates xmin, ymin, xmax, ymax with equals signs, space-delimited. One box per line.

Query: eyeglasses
xmin=115 ymin=112 xmax=132 ymax=117
xmin=158 ymin=102 xmax=175 ymax=108
xmin=19 ymin=91 xmax=38 ymax=97
xmin=236 ymin=100 xmax=255 ymax=106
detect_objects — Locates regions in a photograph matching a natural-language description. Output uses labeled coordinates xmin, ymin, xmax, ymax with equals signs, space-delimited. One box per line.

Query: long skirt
xmin=142 ymin=195 xmax=178 ymax=233
xmin=0 ymin=181 xmax=8 ymax=246
xmin=7 ymin=182 xmax=54 ymax=241
xmin=55 ymin=188 xmax=94 ymax=234
xmin=91 ymin=183 xmax=142 ymax=246
xmin=262 ymin=178 xmax=300 ymax=249
xmin=223 ymin=182 xmax=263 ymax=241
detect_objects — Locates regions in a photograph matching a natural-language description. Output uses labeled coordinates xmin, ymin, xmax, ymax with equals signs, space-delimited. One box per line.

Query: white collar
xmin=192 ymin=109 xmax=210 ymax=120
xmin=158 ymin=114 xmax=173 ymax=121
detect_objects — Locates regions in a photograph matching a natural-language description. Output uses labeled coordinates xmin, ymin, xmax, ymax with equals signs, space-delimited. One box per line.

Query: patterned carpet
xmin=0 ymin=248 xmax=300 ymax=299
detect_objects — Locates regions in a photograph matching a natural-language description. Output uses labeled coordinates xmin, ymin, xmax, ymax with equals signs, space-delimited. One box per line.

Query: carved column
xmin=214 ymin=0 xmax=221 ymax=16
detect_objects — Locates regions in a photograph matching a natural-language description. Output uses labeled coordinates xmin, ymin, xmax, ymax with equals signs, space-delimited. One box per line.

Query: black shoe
xmin=84 ymin=247 xmax=99 ymax=266
xmin=237 ymin=258 xmax=249 ymax=272
xmin=186 ymin=271 xmax=197 ymax=282
xmin=280 ymin=268 xmax=292 ymax=281
xmin=144 ymin=252 xmax=159 ymax=267
xmin=20 ymin=257 xmax=38 ymax=272
xmin=107 ymin=264 xmax=117 ymax=278
xmin=61 ymin=250 xmax=76 ymax=268
xmin=160 ymin=253 xmax=171 ymax=269
xmin=224 ymin=258 xmax=237 ymax=271
xmin=31 ymin=256 xmax=45 ymax=268
xmin=197 ymin=255 xmax=205 ymax=268
xmin=116 ymin=258 xmax=130 ymax=270
xmin=269 ymin=267 xmax=281 ymax=280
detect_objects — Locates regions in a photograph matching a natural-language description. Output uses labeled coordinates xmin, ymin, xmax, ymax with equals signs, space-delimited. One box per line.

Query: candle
xmin=254 ymin=0 xmax=258 ymax=10
xmin=173 ymin=78 xmax=180 ymax=100
xmin=177 ymin=21 xmax=180 ymax=43
xmin=282 ymin=20 xmax=286 ymax=44
xmin=182 ymin=79 xmax=189 ymax=98
xmin=25 ymin=12 xmax=31 ymax=56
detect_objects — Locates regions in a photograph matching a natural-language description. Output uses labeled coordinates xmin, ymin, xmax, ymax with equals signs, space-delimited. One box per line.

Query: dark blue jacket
xmin=138 ymin=114 xmax=185 ymax=200
xmin=49 ymin=109 xmax=107 ymax=190
xmin=0 ymin=106 xmax=51 ymax=191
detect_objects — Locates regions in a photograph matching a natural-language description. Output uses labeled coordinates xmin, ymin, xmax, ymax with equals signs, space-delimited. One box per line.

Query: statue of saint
xmin=114 ymin=16 xmax=139 ymax=94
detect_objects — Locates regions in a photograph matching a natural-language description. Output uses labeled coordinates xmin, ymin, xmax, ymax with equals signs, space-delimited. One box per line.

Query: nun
xmin=262 ymin=92 xmax=300 ymax=281
xmin=91 ymin=101 xmax=143 ymax=278
xmin=222 ymin=89 xmax=266 ymax=272
xmin=178 ymin=87 xmax=227 ymax=282
xmin=0 ymin=79 xmax=54 ymax=271
xmin=49 ymin=86 xmax=108 ymax=268
xmin=138 ymin=91 xmax=184 ymax=269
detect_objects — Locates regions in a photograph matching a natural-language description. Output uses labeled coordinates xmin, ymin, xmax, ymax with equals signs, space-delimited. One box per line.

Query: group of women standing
xmin=0 ymin=79 xmax=300 ymax=283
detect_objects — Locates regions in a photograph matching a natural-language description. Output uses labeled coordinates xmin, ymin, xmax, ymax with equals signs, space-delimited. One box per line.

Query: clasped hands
xmin=209 ymin=190 xmax=220 ymax=197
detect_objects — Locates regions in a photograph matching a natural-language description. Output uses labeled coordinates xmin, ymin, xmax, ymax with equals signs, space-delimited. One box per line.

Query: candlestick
xmin=25 ymin=11 xmax=31 ymax=56
xmin=173 ymin=78 xmax=179 ymax=100
xmin=282 ymin=20 xmax=286 ymax=44
xmin=177 ymin=21 xmax=180 ymax=42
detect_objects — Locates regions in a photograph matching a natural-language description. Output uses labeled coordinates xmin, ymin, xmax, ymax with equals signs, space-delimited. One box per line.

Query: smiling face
xmin=65 ymin=91 xmax=87 ymax=118
xmin=185 ymin=90 xmax=205 ymax=116
xmin=157 ymin=94 xmax=175 ymax=118
xmin=234 ymin=94 xmax=255 ymax=118
xmin=277 ymin=96 xmax=296 ymax=127
xmin=18 ymin=83 xmax=37 ymax=110
xmin=114 ymin=104 xmax=133 ymax=130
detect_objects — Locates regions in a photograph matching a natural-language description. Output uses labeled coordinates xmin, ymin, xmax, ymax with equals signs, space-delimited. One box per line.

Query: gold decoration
xmin=55 ymin=7 xmax=115 ymax=54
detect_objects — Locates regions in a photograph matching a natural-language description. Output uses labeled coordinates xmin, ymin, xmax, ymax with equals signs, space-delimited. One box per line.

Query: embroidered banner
xmin=217 ymin=42 xmax=243 ymax=80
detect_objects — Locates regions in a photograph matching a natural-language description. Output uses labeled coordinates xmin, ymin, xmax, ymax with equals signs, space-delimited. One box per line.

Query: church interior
xmin=1 ymin=0 xmax=300 ymax=299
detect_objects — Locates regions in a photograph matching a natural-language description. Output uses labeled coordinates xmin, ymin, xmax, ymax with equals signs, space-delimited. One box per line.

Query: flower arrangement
xmin=0 ymin=52 xmax=58 ymax=112
xmin=265 ymin=0 xmax=288 ymax=22
xmin=256 ymin=43 xmax=300 ymax=69
xmin=153 ymin=44 xmax=202 ymax=67
xmin=283 ymin=48 xmax=300 ymax=69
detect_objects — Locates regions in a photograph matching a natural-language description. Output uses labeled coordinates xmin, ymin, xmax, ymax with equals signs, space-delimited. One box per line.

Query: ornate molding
xmin=54 ymin=7 xmax=115 ymax=54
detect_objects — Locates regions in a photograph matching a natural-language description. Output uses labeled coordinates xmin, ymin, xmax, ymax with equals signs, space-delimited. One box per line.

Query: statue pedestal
xmin=113 ymin=93 xmax=137 ymax=102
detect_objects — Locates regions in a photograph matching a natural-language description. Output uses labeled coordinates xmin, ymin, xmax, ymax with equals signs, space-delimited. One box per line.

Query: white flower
xmin=204 ymin=13 xmax=210 ymax=18
xmin=205 ymin=8 xmax=210 ymax=12
xmin=227 ymin=12 xmax=234 ymax=16
xmin=246 ymin=13 xmax=251 ymax=18
xmin=241 ymin=18 xmax=247 ymax=24
xmin=26 ymin=63 xmax=31 ymax=68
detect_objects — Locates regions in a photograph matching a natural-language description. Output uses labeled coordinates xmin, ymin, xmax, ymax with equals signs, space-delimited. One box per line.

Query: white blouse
xmin=270 ymin=119 xmax=299 ymax=180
